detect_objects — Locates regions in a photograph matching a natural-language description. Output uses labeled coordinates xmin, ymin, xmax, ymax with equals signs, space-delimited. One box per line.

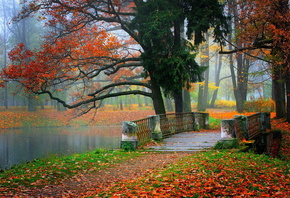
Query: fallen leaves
xmin=98 ymin=151 xmax=290 ymax=198
xmin=271 ymin=118 xmax=290 ymax=161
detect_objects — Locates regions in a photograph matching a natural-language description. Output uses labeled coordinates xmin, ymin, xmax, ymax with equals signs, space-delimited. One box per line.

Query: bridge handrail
xmin=221 ymin=112 xmax=271 ymax=141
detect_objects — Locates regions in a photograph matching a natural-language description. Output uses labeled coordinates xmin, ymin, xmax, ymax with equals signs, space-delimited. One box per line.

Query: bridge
xmin=121 ymin=112 xmax=276 ymax=154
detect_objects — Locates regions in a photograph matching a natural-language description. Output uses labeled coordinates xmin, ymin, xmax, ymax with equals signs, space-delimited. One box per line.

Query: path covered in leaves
xmin=4 ymin=152 xmax=191 ymax=197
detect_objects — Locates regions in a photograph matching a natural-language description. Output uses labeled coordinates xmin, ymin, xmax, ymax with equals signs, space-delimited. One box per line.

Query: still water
xmin=0 ymin=126 xmax=121 ymax=170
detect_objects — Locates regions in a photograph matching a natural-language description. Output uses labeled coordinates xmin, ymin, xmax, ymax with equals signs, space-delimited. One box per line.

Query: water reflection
xmin=0 ymin=126 xmax=121 ymax=170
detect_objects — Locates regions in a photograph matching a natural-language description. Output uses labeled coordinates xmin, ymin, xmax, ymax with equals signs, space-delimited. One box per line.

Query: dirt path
xmin=8 ymin=152 xmax=191 ymax=198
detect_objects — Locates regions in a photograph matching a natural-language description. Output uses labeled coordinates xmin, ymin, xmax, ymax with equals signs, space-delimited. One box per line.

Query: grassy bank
xmin=97 ymin=151 xmax=289 ymax=197
xmin=0 ymin=149 xmax=143 ymax=192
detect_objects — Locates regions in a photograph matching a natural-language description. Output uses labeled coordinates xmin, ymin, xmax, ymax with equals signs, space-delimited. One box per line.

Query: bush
xmin=244 ymin=98 xmax=274 ymax=112
xmin=121 ymin=142 xmax=136 ymax=152
xmin=214 ymin=138 xmax=240 ymax=150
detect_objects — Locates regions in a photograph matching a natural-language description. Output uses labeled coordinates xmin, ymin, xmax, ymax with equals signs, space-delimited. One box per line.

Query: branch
xmin=219 ymin=37 xmax=273 ymax=63
xmin=37 ymin=89 xmax=152 ymax=109
xmin=88 ymin=81 xmax=150 ymax=96
xmin=219 ymin=46 xmax=272 ymax=54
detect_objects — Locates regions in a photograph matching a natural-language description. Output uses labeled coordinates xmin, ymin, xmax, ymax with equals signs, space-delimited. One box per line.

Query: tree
xmin=0 ymin=0 xmax=45 ymax=111
xmin=197 ymin=33 xmax=210 ymax=111
xmin=221 ymin=0 xmax=290 ymax=119
xmin=1 ymin=0 xmax=228 ymax=114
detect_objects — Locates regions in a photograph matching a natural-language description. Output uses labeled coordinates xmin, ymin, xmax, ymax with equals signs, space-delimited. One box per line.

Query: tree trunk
xmin=285 ymin=75 xmax=290 ymax=122
xmin=209 ymin=54 xmax=222 ymax=108
xmin=174 ymin=90 xmax=183 ymax=113
xmin=28 ymin=94 xmax=37 ymax=112
xmin=273 ymin=67 xmax=286 ymax=118
xmin=150 ymin=75 xmax=166 ymax=115
xmin=236 ymin=55 xmax=249 ymax=112
xmin=197 ymin=34 xmax=209 ymax=111
xmin=172 ymin=11 xmax=184 ymax=113
xmin=183 ymin=90 xmax=192 ymax=112
xmin=165 ymin=97 xmax=174 ymax=112
xmin=228 ymin=0 xmax=249 ymax=113
xmin=119 ymin=99 xmax=123 ymax=110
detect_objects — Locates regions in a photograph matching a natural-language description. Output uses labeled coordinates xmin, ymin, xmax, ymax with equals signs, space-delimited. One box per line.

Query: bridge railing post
xmin=193 ymin=112 xmax=200 ymax=131
xmin=148 ymin=115 xmax=162 ymax=140
xmin=234 ymin=115 xmax=248 ymax=140
xmin=260 ymin=112 xmax=271 ymax=131
xmin=221 ymin=119 xmax=236 ymax=139
xmin=203 ymin=113 xmax=210 ymax=129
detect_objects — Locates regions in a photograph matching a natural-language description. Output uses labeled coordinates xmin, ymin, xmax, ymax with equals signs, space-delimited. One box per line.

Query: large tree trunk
xmin=150 ymin=75 xmax=166 ymax=115
xmin=172 ymin=13 xmax=184 ymax=113
xmin=183 ymin=90 xmax=192 ymax=112
xmin=197 ymin=34 xmax=209 ymax=111
xmin=236 ymin=55 xmax=249 ymax=112
xmin=273 ymin=66 xmax=286 ymax=118
xmin=174 ymin=90 xmax=183 ymax=113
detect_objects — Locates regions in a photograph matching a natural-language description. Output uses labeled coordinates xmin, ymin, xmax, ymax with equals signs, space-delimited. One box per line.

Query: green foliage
xmin=131 ymin=0 xmax=228 ymax=97
xmin=121 ymin=142 xmax=136 ymax=152
xmin=214 ymin=138 xmax=240 ymax=150
xmin=184 ymin=0 xmax=229 ymax=45
xmin=142 ymin=49 xmax=205 ymax=97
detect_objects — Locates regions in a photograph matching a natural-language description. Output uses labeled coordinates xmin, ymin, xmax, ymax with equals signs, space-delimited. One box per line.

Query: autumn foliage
xmin=97 ymin=151 xmax=289 ymax=197
xmin=236 ymin=0 xmax=290 ymax=67
xmin=2 ymin=25 xmax=124 ymax=92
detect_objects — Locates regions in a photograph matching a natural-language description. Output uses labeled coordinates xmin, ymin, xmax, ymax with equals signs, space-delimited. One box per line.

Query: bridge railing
xmin=121 ymin=112 xmax=209 ymax=148
xmin=221 ymin=112 xmax=271 ymax=141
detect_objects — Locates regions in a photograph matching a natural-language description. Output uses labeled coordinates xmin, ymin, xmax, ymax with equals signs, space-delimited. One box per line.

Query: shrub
xmin=244 ymin=98 xmax=274 ymax=112
xmin=121 ymin=142 xmax=136 ymax=152
xmin=213 ymin=138 xmax=240 ymax=149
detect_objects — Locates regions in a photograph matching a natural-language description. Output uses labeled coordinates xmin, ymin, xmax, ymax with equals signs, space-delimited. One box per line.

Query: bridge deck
xmin=149 ymin=131 xmax=221 ymax=152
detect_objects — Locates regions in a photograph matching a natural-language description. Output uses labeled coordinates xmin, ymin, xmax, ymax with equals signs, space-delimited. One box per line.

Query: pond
xmin=0 ymin=125 xmax=121 ymax=170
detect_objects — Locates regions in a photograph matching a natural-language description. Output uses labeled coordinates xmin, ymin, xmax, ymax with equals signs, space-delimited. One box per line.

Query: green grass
xmin=0 ymin=149 xmax=143 ymax=189
xmin=209 ymin=117 xmax=221 ymax=129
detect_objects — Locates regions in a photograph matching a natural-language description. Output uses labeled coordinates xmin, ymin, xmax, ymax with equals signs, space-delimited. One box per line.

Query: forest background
xmin=0 ymin=0 xmax=288 ymax=123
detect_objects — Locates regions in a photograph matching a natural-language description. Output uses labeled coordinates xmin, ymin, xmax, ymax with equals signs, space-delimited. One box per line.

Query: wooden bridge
xmin=121 ymin=112 xmax=278 ymax=155
xmin=121 ymin=112 xmax=210 ymax=148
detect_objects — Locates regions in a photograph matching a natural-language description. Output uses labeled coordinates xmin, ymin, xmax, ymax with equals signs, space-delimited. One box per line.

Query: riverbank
xmin=0 ymin=149 xmax=289 ymax=197
xmin=0 ymin=108 xmax=272 ymax=129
